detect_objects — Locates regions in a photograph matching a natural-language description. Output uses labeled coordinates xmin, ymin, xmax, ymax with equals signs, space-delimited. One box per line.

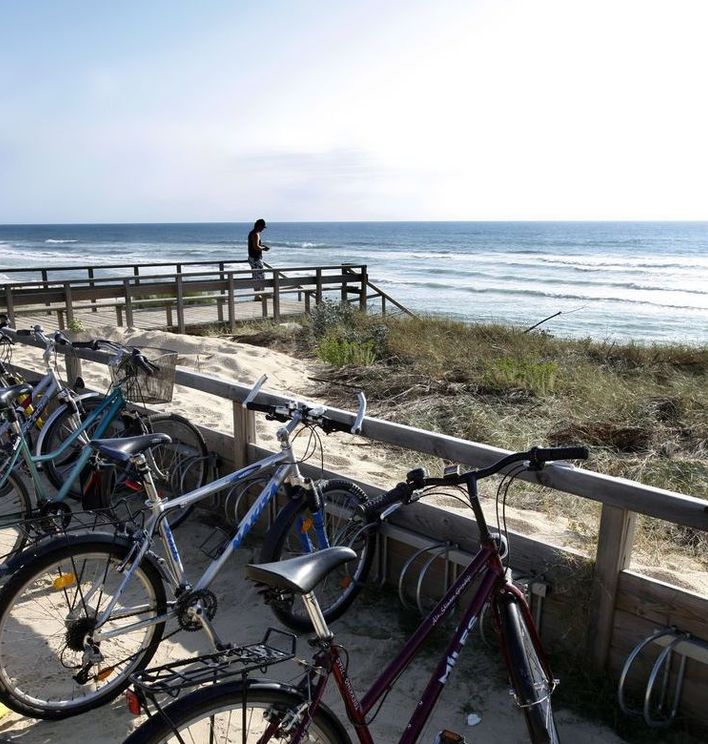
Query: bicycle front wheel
xmin=0 ymin=538 xmax=167 ymax=719
xmin=0 ymin=469 xmax=33 ymax=563
xmin=124 ymin=682 xmax=352 ymax=744
xmin=260 ymin=480 xmax=374 ymax=631
xmin=498 ymin=595 xmax=560 ymax=744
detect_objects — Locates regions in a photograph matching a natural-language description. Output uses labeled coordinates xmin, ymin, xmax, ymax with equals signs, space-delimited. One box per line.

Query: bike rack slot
xmin=618 ymin=626 xmax=708 ymax=728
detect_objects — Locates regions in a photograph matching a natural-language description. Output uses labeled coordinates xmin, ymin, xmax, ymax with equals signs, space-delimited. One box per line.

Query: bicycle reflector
xmin=125 ymin=688 xmax=142 ymax=716
xmin=53 ymin=573 xmax=76 ymax=590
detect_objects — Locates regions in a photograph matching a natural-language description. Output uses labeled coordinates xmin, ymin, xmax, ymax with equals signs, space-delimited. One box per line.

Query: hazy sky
xmin=1 ymin=0 xmax=707 ymax=223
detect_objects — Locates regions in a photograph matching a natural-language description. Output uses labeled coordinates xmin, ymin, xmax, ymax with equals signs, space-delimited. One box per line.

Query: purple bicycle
xmin=125 ymin=444 xmax=588 ymax=744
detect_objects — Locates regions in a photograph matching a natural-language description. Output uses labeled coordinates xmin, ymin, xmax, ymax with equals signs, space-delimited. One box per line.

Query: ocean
xmin=0 ymin=221 xmax=706 ymax=345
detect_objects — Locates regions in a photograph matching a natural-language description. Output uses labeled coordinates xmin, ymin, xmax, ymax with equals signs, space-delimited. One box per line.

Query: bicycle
xmin=0 ymin=375 xmax=373 ymax=719
xmin=125 ymin=444 xmax=589 ymax=744
xmin=0 ymin=331 xmax=209 ymax=560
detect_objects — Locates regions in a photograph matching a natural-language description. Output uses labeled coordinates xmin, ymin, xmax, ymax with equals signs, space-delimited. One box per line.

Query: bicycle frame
xmin=94 ymin=415 xmax=331 ymax=643
xmin=0 ymin=387 xmax=127 ymax=522
xmin=283 ymin=540 xmax=510 ymax=744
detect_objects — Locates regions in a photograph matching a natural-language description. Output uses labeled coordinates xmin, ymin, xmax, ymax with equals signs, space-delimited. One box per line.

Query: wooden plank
xmin=587 ymin=504 xmax=637 ymax=670
xmin=616 ymin=571 xmax=708 ymax=637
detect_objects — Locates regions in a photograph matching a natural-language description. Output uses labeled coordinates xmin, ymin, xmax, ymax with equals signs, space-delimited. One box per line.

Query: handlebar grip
xmin=358 ymin=482 xmax=414 ymax=520
xmin=246 ymin=402 xmax=275 ymax=414
xmin=16 ymin=329 xmax=32 ymax=337
xmin=71 ymin=341 xmax=98 ymax=349
xmin=531 ymin=446 xmax=589 ymax=462
xmin=54 ymin=332 xmax=71 ymax=346
xmin=319 ymin=417 xmax=353 ymax=435
xmin=131 ymin=351 xmax=159 ymax=376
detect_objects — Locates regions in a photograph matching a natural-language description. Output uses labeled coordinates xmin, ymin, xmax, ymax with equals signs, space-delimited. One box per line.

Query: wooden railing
xmin=0 ymin=261 xmax=414 ymax=332
xmin=8 ymin=333 xmax=706 ymax=732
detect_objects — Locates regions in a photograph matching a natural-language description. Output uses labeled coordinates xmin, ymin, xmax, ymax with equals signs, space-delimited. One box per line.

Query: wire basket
xmin=109 ymin=347 xmax=178 ymax=404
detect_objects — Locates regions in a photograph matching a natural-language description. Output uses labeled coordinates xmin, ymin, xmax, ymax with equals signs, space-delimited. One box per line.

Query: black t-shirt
xmin=248 ymin=229 xmax=262 ymax=261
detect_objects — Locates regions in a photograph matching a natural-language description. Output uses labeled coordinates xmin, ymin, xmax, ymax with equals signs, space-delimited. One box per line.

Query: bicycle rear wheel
xmin=259 ymin=480 xmax=374 ymax=631
xmin=498 ymin=594 xmax=560 ymax=744
xmin=138 ymin=413 xmax=209 ymax=528
xmin=124 ymin=682 xmax=352 ymax=744
xmin=0 ymin=470 xmax=32 ymax=563
xmin=0 ymin=537 xmax=166 ymax=719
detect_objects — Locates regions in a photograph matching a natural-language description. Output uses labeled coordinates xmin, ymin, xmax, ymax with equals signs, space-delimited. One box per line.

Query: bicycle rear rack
xmin=618 ymin=626 xmax=708 ymax=728
xmin=130 ymin=627 xmax=297 ymax=700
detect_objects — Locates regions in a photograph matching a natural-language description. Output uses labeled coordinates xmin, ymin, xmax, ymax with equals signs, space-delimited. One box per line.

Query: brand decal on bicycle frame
xmin=438 ymin=614 xmax=477 ymax=685
xmin=230 ymin=482 xmax=279 ymax=547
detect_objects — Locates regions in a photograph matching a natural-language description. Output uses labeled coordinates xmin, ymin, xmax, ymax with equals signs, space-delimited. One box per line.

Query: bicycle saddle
xmin=246 ymin=546 xmax=357 ymax=595
xmin=0 ymin=383 xmax=33 ymax=411
xmin=89 ymin=433 xmax=172 ymax=462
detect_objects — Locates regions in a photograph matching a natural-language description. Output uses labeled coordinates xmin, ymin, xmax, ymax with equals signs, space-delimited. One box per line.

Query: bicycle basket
xmin=109 ymin=347 xmax=178 ymax=404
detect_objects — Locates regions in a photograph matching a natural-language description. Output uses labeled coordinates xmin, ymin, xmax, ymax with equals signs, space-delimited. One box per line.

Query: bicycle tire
xmin=498 ymin=595 xmax=560 ymax=744
xmin=0 ymin=469 xmax=33 ymax=563
xmin=259 ymin=480 xmax=374 ymax=631
xmin=137 ymin=412 xmax=209 ymax=528
xmin=0 ymin=536 xmax=166 ymax=719
xmin=124 ymin=681 xmax=352 ymax=744
xmin=39 ymin=402 xmax=208 ymax=527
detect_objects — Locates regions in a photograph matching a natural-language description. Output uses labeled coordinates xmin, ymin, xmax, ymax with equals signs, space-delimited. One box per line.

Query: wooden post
xmin=304 ymin=290 xmax=311 ymax=314
xmin=166 ymin=304 xmax=173 ymax=327
xmin=359 ymin=264 xmax=368 ymax=312
xmin=217 ymin=262 xmax=225 ymax=323
xmin=341 ymin=269 xmax=348 ymax=303
xmin=587 ymin=504 xmax=637 ymax=671
xmin=381 ymin=295 xmax=387 ymax=316
xmin=116 ymin=306 xmax=123 ymax=326
xmin=57 ymin=309 xmax=65 ymax=330
xmin=42 ymin=269 xmax=51 ymax=314
xmin=88 ymin=268 xmax=97 ymax=312
xmin=65 ymin=353 xmax=83 ymax=388
xmin=4 ymin=287 xmax=15 ymax=327
xmin=133 ymin=265 xmax=140 ymax=285
xmin=316 ymin=269 xmax=323 ymax=305
xmin=63 ymin=282 xmax=75 ymax=327
xmin=272 ymin=272 xmax=281 ymax=322
xmin=227 ymin=273 xmax=235 ymax=333
xmin=176 ymin=275 xmax=185 ymax=333
xmin=123 ymin=279 xmax=134 ymax=327
xmin=232 ymin=401 xmax=256 ymax=469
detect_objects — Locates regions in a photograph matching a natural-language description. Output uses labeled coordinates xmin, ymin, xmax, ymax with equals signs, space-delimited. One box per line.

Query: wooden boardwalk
xmin=14 ymin=296 xmax=306 ymax=333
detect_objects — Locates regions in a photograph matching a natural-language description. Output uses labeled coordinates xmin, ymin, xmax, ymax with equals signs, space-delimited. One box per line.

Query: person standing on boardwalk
xmin=247 ymin=218 xmax=270 ymax=298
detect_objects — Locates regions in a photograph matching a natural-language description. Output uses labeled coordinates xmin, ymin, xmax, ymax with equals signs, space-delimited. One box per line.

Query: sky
xmin=1 ymin=0 xmax=707 ymax=223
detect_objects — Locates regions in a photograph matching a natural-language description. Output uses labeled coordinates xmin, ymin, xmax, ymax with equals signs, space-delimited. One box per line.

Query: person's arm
xmin=258 ymin=235 xmax=270 ymax=251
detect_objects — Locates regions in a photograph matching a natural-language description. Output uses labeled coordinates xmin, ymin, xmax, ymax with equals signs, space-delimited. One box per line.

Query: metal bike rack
xmin=618 ymin=626 xmax=708 ymax=728
xmin=397 ymin=540 xmax=456 ymax=614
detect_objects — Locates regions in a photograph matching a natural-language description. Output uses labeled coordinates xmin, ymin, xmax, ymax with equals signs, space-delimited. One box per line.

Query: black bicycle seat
xmin=89 ymin=433 xmax=172 ymax=462
xmin=246 ymin=546 xmax=357 ymax=595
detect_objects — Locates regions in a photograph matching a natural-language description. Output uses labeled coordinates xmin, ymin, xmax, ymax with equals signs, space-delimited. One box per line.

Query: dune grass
xmin=210 ymin=303 xmax=706 ymax=567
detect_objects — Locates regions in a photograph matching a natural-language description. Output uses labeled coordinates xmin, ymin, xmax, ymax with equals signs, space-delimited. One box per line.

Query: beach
xmin=0 ymin=327 xmax=638 ymax=743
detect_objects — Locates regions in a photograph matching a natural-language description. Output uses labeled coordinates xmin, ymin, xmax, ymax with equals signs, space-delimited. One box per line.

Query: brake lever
xmin=243 ymin=374 xmax=268 ymax=409
xmin=351 ymin=391 xmax=366 ymax=434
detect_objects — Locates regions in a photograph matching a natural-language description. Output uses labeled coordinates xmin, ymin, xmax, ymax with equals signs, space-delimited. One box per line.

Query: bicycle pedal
xmin=198 ymin=527 xmax=230 ymax=560
xmin=432 ymin=731 xmax=466 ymax=744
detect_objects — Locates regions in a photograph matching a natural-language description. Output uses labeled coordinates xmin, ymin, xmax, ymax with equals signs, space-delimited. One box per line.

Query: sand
xmin=0 ymin=327 xmax=636 ymax=742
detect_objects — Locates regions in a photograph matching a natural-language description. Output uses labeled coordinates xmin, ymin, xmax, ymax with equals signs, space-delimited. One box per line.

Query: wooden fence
xmin=0 ymin=260 xmax=414 ymax=332
xmin=8 ymin=334 xmax=708 ymax=735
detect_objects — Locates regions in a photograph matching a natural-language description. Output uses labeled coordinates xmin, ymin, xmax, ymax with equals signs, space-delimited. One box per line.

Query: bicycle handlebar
xmin=359 ymin=445 xmax=589 ymax=520
xmin=242 ymin=375 xmax=366 ymax=435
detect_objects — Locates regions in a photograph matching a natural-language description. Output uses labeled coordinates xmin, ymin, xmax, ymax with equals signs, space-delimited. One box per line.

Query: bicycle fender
xmin=1 ymin=531 xmax=157 ymax=580
xmin=33 ymin=392 xmax=105 ymax=458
